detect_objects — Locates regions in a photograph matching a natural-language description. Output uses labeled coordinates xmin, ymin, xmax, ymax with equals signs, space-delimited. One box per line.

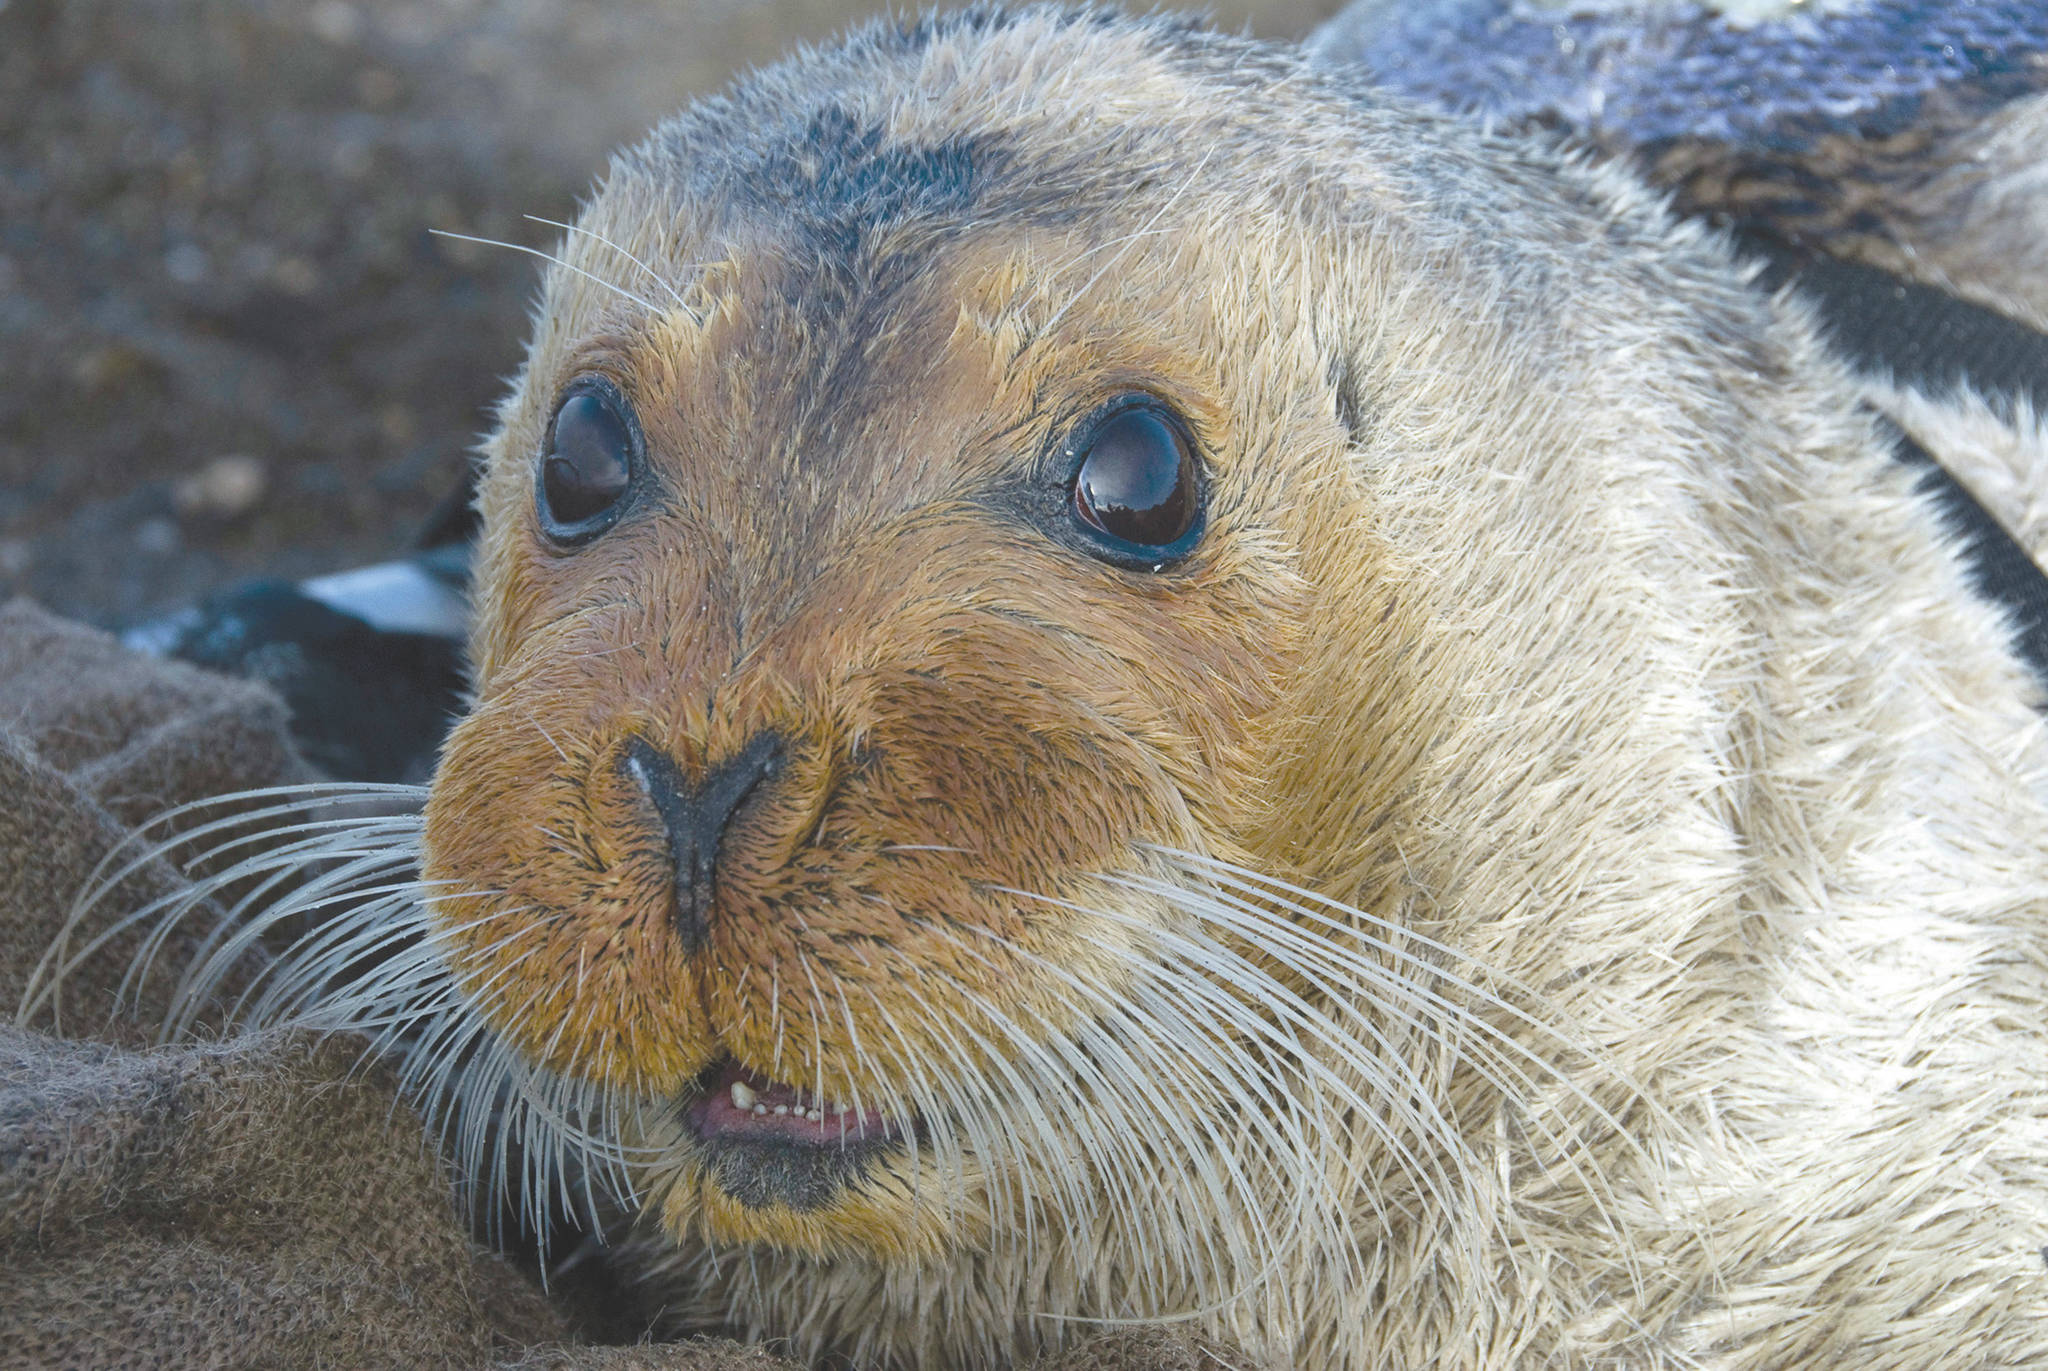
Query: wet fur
xmin=37 ymin=7 xmax=2048 ymax=1368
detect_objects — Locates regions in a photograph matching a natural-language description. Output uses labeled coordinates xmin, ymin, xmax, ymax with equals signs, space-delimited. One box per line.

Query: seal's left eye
xmin=1068 ymin=401 xmax=1201 ymax=565
xmin=537 ymin=384 xmax=637 ymax=542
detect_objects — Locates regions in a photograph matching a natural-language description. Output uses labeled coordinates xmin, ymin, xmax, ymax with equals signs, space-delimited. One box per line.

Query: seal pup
xmin=52 ymin=5 xmax=2048 ymax=1367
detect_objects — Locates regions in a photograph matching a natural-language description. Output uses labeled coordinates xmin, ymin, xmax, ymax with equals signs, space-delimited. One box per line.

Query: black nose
xmin=621 ymin=731 xmax=784 ymax=953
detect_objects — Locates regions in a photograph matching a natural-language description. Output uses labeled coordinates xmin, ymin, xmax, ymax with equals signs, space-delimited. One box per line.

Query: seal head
xmin=426 ymin=8 xmax=1333 ymax=1268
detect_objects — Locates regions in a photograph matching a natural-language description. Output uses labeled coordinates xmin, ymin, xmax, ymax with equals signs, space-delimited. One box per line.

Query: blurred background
xmin=0 ymin=0 xmax=1342 ymax=628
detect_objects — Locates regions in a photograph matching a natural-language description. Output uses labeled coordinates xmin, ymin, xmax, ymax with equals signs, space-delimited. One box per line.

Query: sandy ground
xmin=0 ymin=0 xmax=1341 ymax=627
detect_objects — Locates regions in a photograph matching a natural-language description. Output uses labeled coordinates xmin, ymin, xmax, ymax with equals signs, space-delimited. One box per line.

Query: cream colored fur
xmin=1868 ymin=377 xmax=2048 ymax=560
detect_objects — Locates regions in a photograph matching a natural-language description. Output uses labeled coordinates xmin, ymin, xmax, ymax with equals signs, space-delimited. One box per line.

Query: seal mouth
xmin=683 ymin=1056 xmax=901 ymax=1147
xmin=680 ymin=1056 xmax=912 ymax=1211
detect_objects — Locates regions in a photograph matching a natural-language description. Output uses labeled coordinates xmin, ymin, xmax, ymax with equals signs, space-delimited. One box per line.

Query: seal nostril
xmin=621 ymin=731 xmax=786 ymax=953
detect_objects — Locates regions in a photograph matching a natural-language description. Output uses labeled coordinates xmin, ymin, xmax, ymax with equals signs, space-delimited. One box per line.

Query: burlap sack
xmin=0 ymin=599 xmax=573 ymax=1368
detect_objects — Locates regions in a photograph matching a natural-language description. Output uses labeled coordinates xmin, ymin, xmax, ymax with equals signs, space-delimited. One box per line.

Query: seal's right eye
xmin=536 ymin=381 xmax=639 ymax=543
xmin=1061 ymin=397 xmax=1203 ymax=569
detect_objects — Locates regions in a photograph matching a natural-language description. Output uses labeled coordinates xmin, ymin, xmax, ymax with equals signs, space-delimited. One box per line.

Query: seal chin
xmin=680 ymin=1056 xmax=908 ymax=1213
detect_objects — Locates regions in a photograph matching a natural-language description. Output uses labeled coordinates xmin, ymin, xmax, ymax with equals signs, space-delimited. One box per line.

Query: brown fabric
xmin=0 ymin=599 xmax=571 ymax=1368
xmin=0 ymin=597 xmax=316 ymax=1039
xmin=1 ymin=1027 xmax=566 ymax=1369
xmin=0 ymin=602 xmax=1246 ymax=1369
xmin=0 ymin=598 xmax=308 ymax=814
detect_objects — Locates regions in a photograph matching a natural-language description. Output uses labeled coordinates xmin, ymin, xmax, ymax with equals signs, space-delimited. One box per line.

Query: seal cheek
xmin=419 ymin=695 xmax=722 ymax=1096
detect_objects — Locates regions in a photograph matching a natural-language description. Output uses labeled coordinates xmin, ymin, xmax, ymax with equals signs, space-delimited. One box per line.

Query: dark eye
xmin=536 ymin=382 xmax=638 ymax=542
xmin=1068 ymin=401 xmax=1201 ymax=564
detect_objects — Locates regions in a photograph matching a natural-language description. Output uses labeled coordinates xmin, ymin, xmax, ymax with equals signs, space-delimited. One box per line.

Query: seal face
xmin=425 ymin=10 xmax=1324 ymax=1276
xmin=393 ymin=5 xmax=2048 ymax=1367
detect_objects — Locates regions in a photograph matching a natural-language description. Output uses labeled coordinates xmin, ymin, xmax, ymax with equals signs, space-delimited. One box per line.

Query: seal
xmin=73 ymin=5 xmax=2048 ymax=1367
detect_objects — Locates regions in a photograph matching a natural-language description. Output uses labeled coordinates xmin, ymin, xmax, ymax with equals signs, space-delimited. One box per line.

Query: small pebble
xmin=356 ymin=67 xmax=402 ymax=109
xmin=164 ymin=243 xmax=209 ymax=285
xmin=272 ymin=256 xmax=322 ymax=296
xmin=331 ymin=139 xmax=374 ymax=180
xmin=70 ymin=343 xmax=161 ymax=395
xmin=173 ymin=454 xmax=269 ymax=520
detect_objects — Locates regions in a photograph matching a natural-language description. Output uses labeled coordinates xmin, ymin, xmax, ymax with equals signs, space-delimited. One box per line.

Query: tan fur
xmin=263 ymin=7 xmax=2048 ymax=1367
xmin=1867 ymin=377 xmax=2048 ymax=561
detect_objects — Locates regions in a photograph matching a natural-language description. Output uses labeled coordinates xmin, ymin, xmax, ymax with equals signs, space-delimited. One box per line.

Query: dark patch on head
xmin=616 ymin=4 xmax=1224 ymax=459
xmin=644 ymin=6 xmax=1213 ymax=264
xmin=732 ymin=108 xmax=1001 ymax=260
xmin=698 ymin=1133 xmax=898 ymax=1211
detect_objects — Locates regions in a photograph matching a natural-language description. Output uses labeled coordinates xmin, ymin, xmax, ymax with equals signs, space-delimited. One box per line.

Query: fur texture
xmin=80 ymin=7 xmax=2048 ymax=1368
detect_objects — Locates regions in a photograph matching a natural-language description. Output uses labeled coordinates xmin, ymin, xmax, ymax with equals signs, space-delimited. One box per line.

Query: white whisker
xmin=429 ymin=228 xmax=660 ymax=314
xmin=522 ymin=213 xmax=697 ymax=315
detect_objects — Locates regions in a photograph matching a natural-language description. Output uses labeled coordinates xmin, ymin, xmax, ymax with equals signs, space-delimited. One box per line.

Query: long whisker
xmin=29 ymin=782 xmax=661 ymax=1256
xmin=910 ymin=917 xmax=1315 ymax=1256
xmin=1148 ymin=851 xmax=1686 ymax=1268
xmin=429 ymin=228 xmax=661 ymax=314
xmin=19 ymin=784 xmax=424 ymax=1027
xmin=899 ymin=908 xmax=1370 ymax=1314
xmin=522 ymin=213 xmax=697 ymax=314
xmin=1034 ymin=146 xmax=1217 ymax=340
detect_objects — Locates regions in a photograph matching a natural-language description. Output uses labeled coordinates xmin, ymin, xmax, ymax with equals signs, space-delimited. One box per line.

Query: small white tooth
xmin=805 ymin=1108 xmax=822 ymax=1122
xmin=773 ymin=1104 xmax=790 ymax=1116
xmin=832 ymin=1102 xmax=848 ymax=1116
xmin=730 ymin=1081 xmax=757 ymax=1110
xmin=752 ymin=1103 xmax=767 ymax=1116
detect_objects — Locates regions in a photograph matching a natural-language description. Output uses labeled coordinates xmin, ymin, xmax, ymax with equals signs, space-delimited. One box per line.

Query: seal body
xmin=414 ymin=7 xmax=2048 ymax=1366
